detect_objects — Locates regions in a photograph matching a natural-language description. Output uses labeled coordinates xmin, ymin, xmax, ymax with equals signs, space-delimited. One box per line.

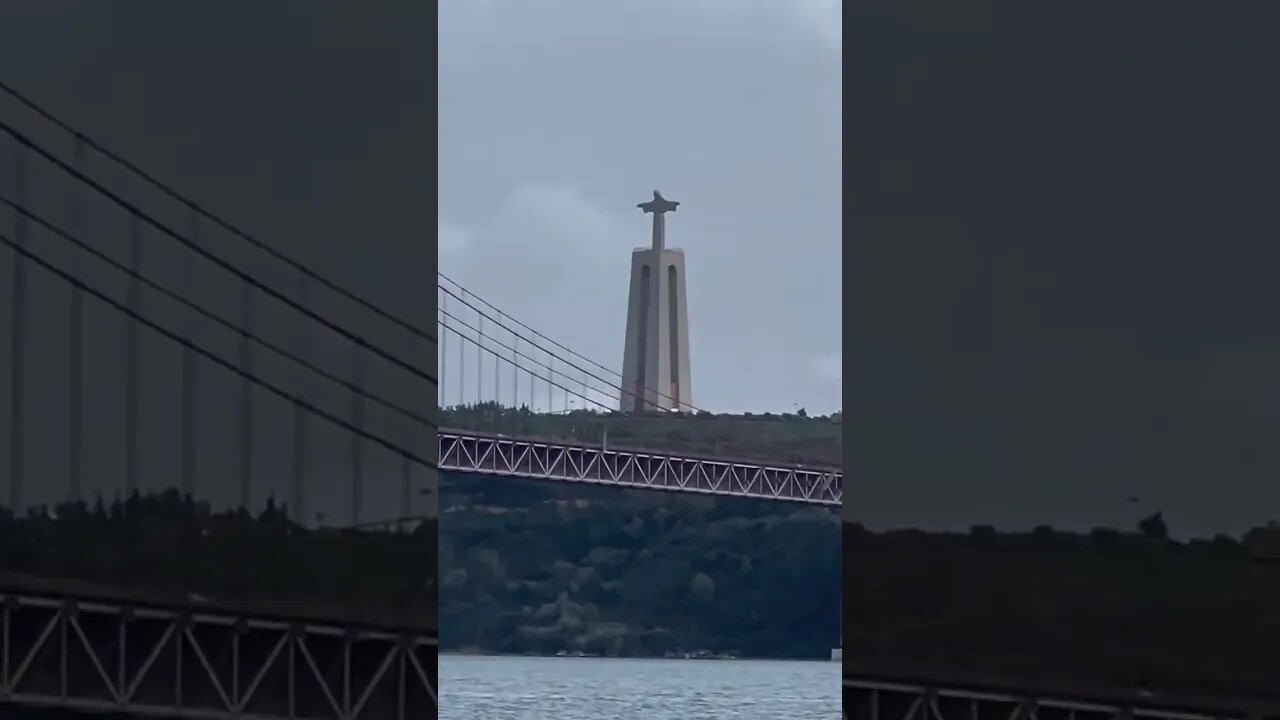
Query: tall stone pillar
xmin=620 ymin=191 xmax=693 ymax=412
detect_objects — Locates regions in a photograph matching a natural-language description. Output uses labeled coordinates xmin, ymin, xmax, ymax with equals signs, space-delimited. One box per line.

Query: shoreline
xmin=439 ymin=650 xmax=833 ymax=663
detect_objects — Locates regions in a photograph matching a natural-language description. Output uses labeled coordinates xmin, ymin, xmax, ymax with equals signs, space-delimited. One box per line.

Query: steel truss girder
xmin=0 ymin=590 xmax=437 ymax=719
xmin=439 ymin=430 xmax=843 ymax=506
xmin=844 ymin=678 xmax=1280 ymax=720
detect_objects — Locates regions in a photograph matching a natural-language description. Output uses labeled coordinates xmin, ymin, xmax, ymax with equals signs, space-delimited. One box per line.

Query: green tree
xmin=1139 ymin=511 xmax=1169 ymax=541
xmin=689 ymin=572 xmax=715 ymax=604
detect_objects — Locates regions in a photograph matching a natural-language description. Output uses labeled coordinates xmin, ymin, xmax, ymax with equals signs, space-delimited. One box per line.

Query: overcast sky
xmin=439 ymin=1 xmax=842 ymax=415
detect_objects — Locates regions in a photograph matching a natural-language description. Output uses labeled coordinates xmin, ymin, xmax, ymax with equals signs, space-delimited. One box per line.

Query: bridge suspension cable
xmin=0 ymin=230 xmax=439 ymax=473
xmin=0 ymin=88 xmax=435 ymax=526
xmin=438 ymin=279 xmax=707 ymax=414
xmin=0 ymin=79 xmax=436 ymax=346
xmin=437 ymin=278 xmax=841 ymax=467
xmin=438 ymin=305 xmax=613 ymax=412
xmin=0 ymin=118 xmax=435 ymax=388
xmin=438 ymin=271 xmax=619 ymax=379
xmin=0 ymin=195 xmax=434 ymax=430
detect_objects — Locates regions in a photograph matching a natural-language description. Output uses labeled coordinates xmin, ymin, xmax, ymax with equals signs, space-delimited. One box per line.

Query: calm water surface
xmin=439 ymin=654 xmax=840 ymax=719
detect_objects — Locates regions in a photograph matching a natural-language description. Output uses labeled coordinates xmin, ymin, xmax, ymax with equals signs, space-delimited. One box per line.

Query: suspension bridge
xmin=434 ymin=274 xmax=842 ymax=506
xmin=0 ymin=83 xmax=437 ymax=718
xmin=0 ymin=76 xmax=840 ymax=718
xmin=1 ymin=81 xmax=1271 ymax=720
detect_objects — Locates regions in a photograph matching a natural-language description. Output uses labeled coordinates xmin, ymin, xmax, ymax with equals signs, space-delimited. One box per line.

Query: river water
xmin=439 ymin=654 xmax=840 ymax=719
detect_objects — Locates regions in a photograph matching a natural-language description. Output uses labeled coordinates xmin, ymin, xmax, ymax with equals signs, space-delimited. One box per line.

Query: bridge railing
xmin=0 ymin=575 xmax=437 ymax=719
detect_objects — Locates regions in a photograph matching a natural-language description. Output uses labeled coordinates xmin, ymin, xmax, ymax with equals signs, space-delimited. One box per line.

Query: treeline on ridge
xmin=440 ymin=403 xmax=842 ymax=466
xmin=0 ymin=490 xmax=437 ymax=625
xmin=846 ymin=516 xmax=1280 ymax=698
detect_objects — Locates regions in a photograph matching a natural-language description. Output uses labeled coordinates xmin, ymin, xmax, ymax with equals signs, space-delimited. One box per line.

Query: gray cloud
xmin=439 ymin=0 xmax=842 ymax=414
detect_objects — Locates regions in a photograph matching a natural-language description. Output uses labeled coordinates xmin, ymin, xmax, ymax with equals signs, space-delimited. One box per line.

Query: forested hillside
xmin=438 ymin=472 xmax=841 ymax=659
xmin=846 ymin=519 xmax=1280 ymax=698
xmin=0 ymin=491 xmax=436 ymax=625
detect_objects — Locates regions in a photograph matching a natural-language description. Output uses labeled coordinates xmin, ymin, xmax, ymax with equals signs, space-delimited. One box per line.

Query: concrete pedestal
xmin=620 ymin=247 xmax=691 ymax=411
xmin=619 ymin=191 xmax=693 ymax=412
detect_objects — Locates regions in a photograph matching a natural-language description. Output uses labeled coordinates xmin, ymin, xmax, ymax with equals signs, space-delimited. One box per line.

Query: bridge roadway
xmin=0 ymin=574 xmax=436 ymax=719
xmin=439 ymin=428 xmax=843 ymax=506
xmin=844 ymin=660 xmax=1280 ymax=720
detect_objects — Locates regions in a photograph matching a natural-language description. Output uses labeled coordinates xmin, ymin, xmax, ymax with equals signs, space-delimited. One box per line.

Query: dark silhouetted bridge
xmin=0 ymin=83 xmax=436 ymax=717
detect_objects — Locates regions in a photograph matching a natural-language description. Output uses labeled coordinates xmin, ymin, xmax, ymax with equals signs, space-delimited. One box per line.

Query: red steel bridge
xmin=438 ymin=428 xmax=841 ymax=506
xmin=433 ymin=271 xmax=844 ymax=506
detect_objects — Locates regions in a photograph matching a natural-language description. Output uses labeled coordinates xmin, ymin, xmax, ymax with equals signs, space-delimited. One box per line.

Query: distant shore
xmin=439 ymin=650 xmax=829 ymax=663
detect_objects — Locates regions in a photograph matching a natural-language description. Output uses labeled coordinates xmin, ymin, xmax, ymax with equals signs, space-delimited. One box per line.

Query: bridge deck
xmin=0 ymin=574 xmax=437 ymax=719
xmin=440 ymin=428 xmax=843 ymax=505
xmin=844 ymin=661 xmax=1280 ymax=720
xmin=0 ymin=574 xmax=435 ymax=636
